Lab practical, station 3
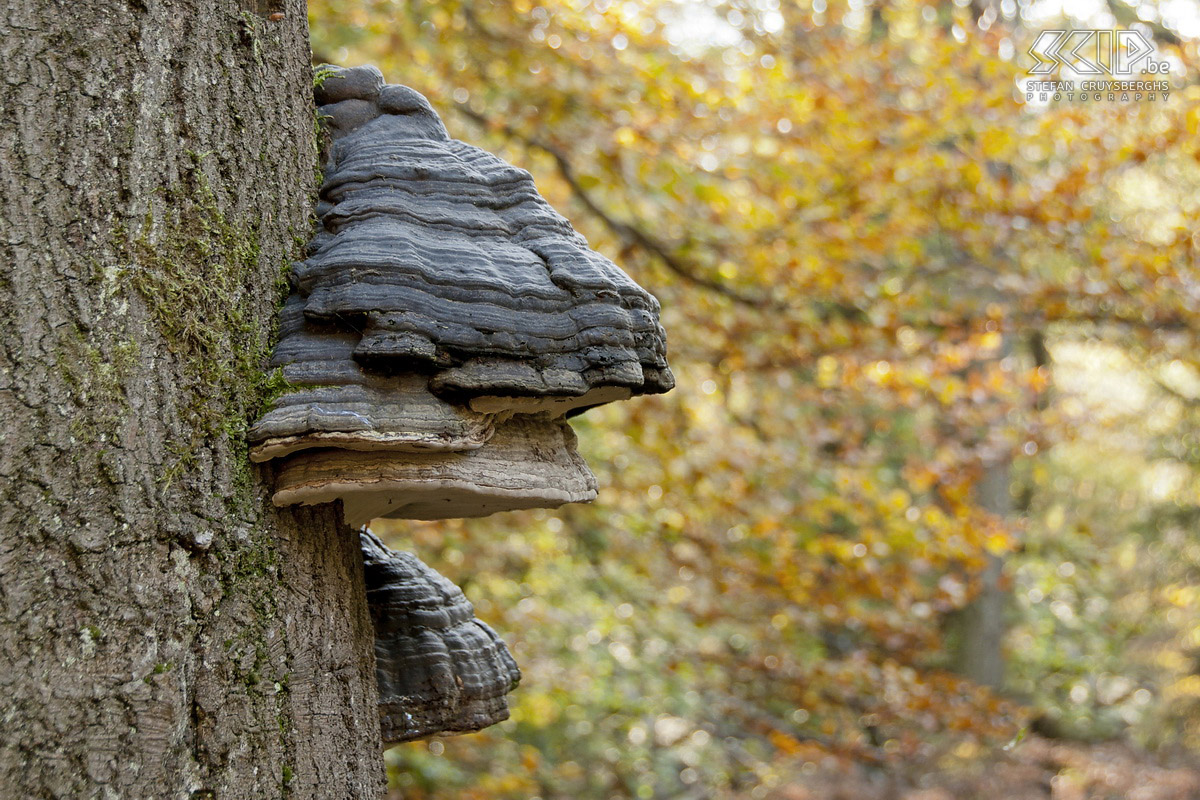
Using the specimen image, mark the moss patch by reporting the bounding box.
[56,325,139,444]
[116,152,293,494]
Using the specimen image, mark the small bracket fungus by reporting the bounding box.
[361,532,520,744]
[249,64,674,527]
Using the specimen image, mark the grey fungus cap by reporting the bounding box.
[250,64,672,523]
[361,532,521,744]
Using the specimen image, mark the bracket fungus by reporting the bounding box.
[361,532,520,744]
[250,64,674,526]
[250,65,673,745]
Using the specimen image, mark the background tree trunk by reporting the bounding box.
[952,464,1011,690]
[0,1,384,796]
[946,330,1016,692]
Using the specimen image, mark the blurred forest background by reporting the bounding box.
[308,1,1200,797]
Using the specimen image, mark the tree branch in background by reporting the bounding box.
[1104,0,1183,47]
[455,107,1198,341]
[454,105,781,309]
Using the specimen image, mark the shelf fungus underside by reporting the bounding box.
[248,64,673,526]
[361,532,520,744]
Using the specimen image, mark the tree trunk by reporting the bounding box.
[947,330,1016,691]
[953,463,1011,690]
[0,1,384,797]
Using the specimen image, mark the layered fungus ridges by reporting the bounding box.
[250,64,673,526]
[361,532,521,744]
[248,64,674,747]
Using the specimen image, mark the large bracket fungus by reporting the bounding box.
[250,64,673,527]
[250,65,673,745]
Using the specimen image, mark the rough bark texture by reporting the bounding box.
[0,1,384,797]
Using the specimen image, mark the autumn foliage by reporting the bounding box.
[309,1,1200,796]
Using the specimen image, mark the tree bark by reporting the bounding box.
[952,464,1011,690]
[0,1,384,797]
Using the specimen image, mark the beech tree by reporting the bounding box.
[0,1,385,796]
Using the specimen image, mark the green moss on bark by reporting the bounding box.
[56,326,139,444]
[115,153,296,495]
